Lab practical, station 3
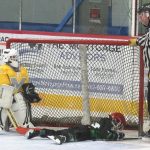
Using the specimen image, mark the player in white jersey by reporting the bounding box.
[0,48,41,131]
[130,3,150,140]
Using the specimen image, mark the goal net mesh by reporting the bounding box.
[6,36,144,129]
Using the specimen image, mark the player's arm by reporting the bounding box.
[129,34,147,46]
[136,34,148,46]
[0,67,11,85]
[22,66,30,83]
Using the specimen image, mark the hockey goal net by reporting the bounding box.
[6,36,144,132]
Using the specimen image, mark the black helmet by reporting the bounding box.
[138,3,150,14]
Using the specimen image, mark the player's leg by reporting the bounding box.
[105,130,125,141]
[26,128,72,144]
[0,85,14,130]
[0,120,5,134]
[26,129,64,143]
[70,125,91,141]
[142,81,150,140]
[0,108,8,130]
[48,125,91,144]
[146,81,150,117]
[25,129,40,139]
[26,128,56,139]
[47,129,68,144]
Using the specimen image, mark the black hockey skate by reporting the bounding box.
[48,135,66,144]
[25,129,40,139]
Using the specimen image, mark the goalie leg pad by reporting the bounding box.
[0,85,15,108]
[0,108,7,128]
[11,93,34,127]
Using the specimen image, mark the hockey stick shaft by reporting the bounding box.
[123,137,141,140]
[6,108,40,135]
[6,108,18,128]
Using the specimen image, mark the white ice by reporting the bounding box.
[0,130,150,150]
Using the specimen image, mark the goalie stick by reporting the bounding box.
[6,108,40,135]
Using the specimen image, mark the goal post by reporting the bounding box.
[79,44,90,125]
[6,36,144,135]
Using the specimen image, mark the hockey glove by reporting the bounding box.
[22,83,41,103]
[106,130,125,141]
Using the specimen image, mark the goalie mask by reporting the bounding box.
[2,48,19,69]
[110,112,126,130]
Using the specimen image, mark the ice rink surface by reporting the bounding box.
[0,130,150,150]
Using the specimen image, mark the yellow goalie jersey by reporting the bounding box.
[0,64,29,93]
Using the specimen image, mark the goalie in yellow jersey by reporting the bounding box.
[0,48,41,131]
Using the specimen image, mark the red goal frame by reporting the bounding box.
[6,36,144,136]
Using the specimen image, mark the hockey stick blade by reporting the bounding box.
[6,108,40,135]
[16,126,40,135]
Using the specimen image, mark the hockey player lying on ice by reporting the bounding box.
[26,113,126,144]
[0,48,41,131]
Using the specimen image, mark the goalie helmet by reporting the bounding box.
[110,112,126,130]
[2,48,19,68]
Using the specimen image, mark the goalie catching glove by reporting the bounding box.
[22,83,41,103]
